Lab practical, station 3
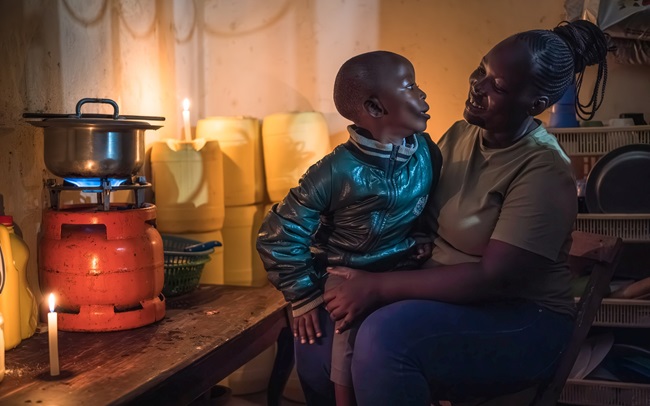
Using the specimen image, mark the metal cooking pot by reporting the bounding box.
[24,98,164,178]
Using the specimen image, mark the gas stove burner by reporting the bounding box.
[46,176,151,211]
[64,177,129,188]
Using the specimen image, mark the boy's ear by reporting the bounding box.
[529,96,549,116]
[364,97,385,118]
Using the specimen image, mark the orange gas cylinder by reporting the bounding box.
[38,204,165,331]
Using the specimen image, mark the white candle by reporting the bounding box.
[48,293,59,376]
[0,313,5,382]
[182,98,192,141]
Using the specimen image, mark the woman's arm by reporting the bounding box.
[381,239,552,302]
[324,238,555,331]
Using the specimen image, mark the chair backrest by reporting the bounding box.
[534,230,623,406]
[443,231,624,406]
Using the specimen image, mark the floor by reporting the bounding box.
[221,388,576,405]
[189,385,305,406]
[225,391,305,406]
[217,346,306,406]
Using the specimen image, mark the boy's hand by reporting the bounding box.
[293,307,322,344]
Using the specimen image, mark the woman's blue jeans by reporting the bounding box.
[294,299,573,406]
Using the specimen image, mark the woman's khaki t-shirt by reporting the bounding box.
[430,120,578,317]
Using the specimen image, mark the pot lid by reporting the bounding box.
[27,118,162,130]
[23,98,165,130]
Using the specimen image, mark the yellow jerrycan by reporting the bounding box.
[0,216,38,345]
[261,111,330,202]
[151,139,225,233]
[196,116,266,206]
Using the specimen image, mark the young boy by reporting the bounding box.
[256,50,442,405]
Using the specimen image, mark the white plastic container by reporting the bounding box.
[151,139,225,233]
[222,204,267,287]
[220,343,276,395]
[261,112,330,202]
[195,116,266,206]
[283,365,307,403]
[170,229,225,285]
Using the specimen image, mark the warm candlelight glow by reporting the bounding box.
[182,98,192,141]
[47,293,59,376]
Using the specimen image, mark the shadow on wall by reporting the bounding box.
[1,0,66,307]
[376,0,566,140]
[2,0,186,307]
[196,0,319,118]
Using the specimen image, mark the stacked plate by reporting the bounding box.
[589,343,650,383]
[585,144,650,213]
[570,332,650,384]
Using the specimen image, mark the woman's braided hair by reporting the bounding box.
[514,20,609,120]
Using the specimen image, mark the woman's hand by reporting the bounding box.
[293,307,322,344]
[323,266,382,333]
[413,242,433,261]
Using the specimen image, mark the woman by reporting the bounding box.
[301,20,609,405]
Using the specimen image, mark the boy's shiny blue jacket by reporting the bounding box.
[256,128,441,315]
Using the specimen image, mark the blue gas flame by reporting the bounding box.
[63,178,128,188]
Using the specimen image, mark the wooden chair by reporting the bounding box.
[453,230,623,406]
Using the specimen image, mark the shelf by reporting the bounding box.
[575,214,650,243]
[548,125,650,156]
[560,378,650,406]
[572,298,650,328]
[557,126,650,404]
[551,125,650,178]
[591,298,650,328]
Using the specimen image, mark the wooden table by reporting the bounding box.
[0,284,294,406]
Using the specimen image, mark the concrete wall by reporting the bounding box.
[1,0,649,304]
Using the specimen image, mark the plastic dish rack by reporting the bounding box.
[563,299,650,403]
[575,214,650,243]
[555,126,650,405]
[548,125,650,156]
[162,235,214,297]
[588,298,650,328]
[548,125,650,179]
[560,379,650,406]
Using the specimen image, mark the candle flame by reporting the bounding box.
[182,98,190,111]
[49,293,56,312]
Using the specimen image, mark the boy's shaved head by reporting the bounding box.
[333,51,409,123]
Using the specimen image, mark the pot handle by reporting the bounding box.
[75,98,120,119]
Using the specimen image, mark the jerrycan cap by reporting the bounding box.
[0,215,13,226]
